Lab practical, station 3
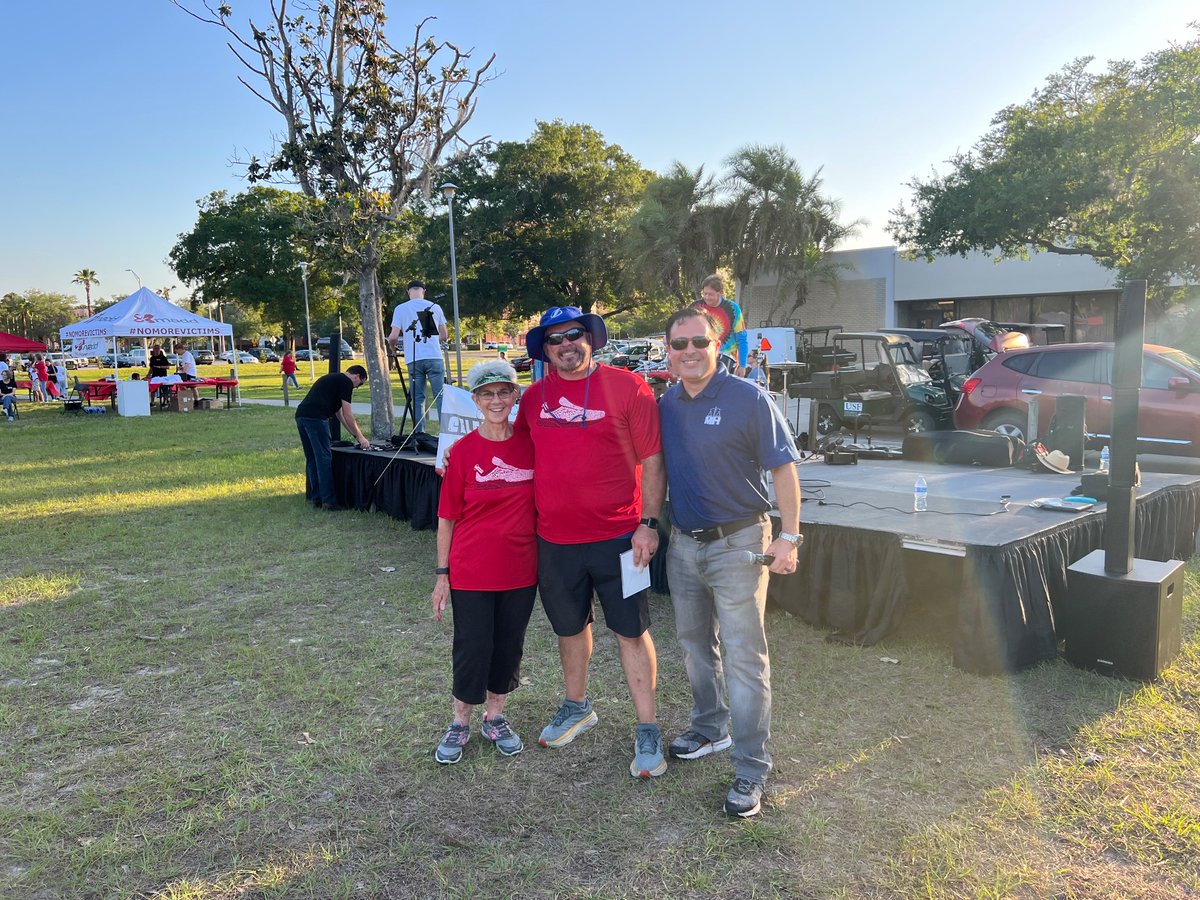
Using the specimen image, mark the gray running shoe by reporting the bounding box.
[538,698,598,748]
[724,778,764,817]
[480,714,524,757]
[629,723,667,778]
[435,722,470,765]
[669,729,733,760]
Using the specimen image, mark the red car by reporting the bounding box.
[954,342,1200,457]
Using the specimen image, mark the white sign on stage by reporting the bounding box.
[434,384,520,468]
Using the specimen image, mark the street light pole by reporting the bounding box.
[441,183,463,385]
[125,268,142,289]
[298,261,315,381]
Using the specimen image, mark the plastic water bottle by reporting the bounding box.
[1099,445,1110,474]
[914,475,928,513]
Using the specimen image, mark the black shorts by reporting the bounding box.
[537,535,650,639]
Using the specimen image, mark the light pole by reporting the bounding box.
[298,261,315,381]
[441,182,463,385]
[125,268,142,289]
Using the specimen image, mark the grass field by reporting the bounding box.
[1,399,1198,898]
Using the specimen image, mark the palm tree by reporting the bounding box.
[72,269,100,317]
[623,162,724,304]
[722,145,860,324]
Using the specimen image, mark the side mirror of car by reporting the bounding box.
[1167,376,1198,392]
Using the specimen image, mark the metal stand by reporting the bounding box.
[391,349,415,437]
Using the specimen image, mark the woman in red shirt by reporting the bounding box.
[431,359,536,764]
[280,351,299,390]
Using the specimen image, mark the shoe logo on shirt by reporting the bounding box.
[704,407,722,425]
[539,397,606,423]
[474,456,534,483]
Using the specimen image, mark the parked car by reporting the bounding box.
[954,342,1200,456]
[510,354,533,372]
[192,349,215,365]
[246,347,280,362]
[316,337,356,359]
[45,351,89,369]
[295,349,322,361]
[218,350,259,364]
[98,353,137,368]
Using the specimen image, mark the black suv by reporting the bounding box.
[247,347,280,363]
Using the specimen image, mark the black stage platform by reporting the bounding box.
[770,458,1200,674]
[332,445,1200,676]
[331,446,440,530]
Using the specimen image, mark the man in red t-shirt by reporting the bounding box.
[517,305,668,778]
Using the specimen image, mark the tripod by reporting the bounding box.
[391,348,415,438]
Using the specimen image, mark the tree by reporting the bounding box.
[622,162,724,305]
[169,187,344,341]
[0,290,76,343]
[72,269,99,317]
[450,121,653,319]
[723,145,859,324]
[175,0,494,438]
[888,34,1200,308]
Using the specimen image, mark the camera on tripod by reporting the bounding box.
[406,305,440,343]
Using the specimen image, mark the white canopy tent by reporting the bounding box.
[59,287,240,397]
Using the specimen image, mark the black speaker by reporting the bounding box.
[1063,550,1184,680]
[1049,394,1087,470]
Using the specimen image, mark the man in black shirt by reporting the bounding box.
[295,365,371,510]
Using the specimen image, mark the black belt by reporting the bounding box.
[680,514,765,544]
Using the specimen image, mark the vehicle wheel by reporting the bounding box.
[984,410,1027,442]
[816,404,839,435]
[904,409,937,434]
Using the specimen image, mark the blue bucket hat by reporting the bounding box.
[525,306,608,362]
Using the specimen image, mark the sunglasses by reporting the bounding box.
[544,327,587,346]
[668,336,713,350]
[475,387,516,401]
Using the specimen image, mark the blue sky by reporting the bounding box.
[1,0,1194,306]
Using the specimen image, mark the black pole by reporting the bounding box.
[328,331,342,442]
[1104,280,1146,575]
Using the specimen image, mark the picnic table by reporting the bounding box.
[76,378,239,411]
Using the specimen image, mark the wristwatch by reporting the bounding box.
[434,566,450,575]
[778,532,804,548]
[639,517,659,530]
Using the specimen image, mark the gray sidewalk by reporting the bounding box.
[240,396,399,416]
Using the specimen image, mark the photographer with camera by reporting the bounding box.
[387,280,448,431]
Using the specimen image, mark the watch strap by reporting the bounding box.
[639,517,659,529]
[434,566,450,575]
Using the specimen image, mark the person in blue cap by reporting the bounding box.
[515,305,669,779]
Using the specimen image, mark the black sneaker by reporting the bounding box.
[724,778,764,818]
[669,729,733,760]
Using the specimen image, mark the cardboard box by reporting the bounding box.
[170,393,194,413]
[195,398,213,411]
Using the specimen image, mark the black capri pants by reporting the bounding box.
[450,584,538,705]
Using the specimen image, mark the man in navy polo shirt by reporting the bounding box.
[659,305,802,818]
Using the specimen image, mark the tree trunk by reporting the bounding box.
[357,261,395,439]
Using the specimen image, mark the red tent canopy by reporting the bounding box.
[0,331,46,352]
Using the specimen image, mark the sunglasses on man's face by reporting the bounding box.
[544,327,587,347]
[669,336,713,351]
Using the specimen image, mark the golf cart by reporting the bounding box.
[795,332,954,435]
[879,327,975,401]
[764,325,857,395]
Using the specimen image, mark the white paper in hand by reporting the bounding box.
[619,549,651,599]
